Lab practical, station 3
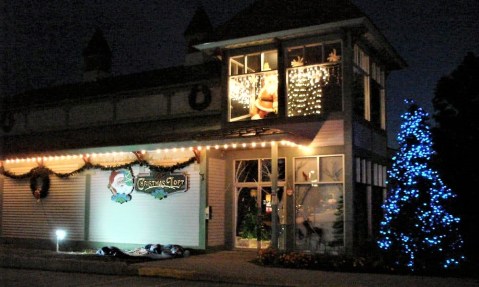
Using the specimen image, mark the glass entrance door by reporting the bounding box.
[235,187,271,249]
[234,158,285,249]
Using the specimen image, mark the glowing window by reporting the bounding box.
[286,42,342,117]
[228,50,278,122]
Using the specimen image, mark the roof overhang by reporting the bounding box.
[75,127,311,154]
[196,18,366,50]
[196,17,406,70]
[1,127,313,162]
[361,19,407,70]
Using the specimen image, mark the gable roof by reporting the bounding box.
[197,0,406,70]
[214,0,364,41]
[8,61,221,108]
[82,28,111,56]
[184,5,213,36]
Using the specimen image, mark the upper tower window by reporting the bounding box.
[286,42,342,117]
[228,51,278,122]
[227,42,342,122]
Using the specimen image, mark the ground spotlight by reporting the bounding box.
[56,229,67,252]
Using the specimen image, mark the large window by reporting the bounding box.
[353,45,386,129]
[355,157,387,240]
[227,42,343,122]
[229,51,278,122]
[293,155,344,253]
[286,42,342,117]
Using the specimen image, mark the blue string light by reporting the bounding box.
[377,99,464,271]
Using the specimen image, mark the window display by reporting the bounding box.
[286,42,342,117]
[228,51,278,122]
[294,155,344,253]
[228,43,342,121]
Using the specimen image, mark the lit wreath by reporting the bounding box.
[30,167,50,201]
[188,84,211,111]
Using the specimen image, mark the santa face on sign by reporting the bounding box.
[108,169,134,203]
[109,171,127,194]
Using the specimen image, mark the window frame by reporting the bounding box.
[293,155,345,250]
[354,157,387,238]
[233,157,287,246]
[228,50,279,122]
[285,41,343,117]
[353,45,386,129]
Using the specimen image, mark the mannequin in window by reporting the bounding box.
[250,74,278,120]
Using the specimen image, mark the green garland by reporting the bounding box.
[0,156,197,179]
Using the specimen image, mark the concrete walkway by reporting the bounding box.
[1,245,478,287]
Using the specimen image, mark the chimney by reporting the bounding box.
[82,28,112,81]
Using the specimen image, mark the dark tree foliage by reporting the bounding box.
[331,195,344,247]
[432,52,479,263]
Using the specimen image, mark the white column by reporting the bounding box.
[271,141,279,248]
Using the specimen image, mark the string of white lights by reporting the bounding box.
[2,140,308,164]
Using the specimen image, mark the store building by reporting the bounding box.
[0,0,405,254]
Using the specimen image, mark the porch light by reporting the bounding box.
[250,189,257,198]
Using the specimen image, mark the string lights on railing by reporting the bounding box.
[287,65,330,117]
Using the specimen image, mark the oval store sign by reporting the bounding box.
[135,172,188,199]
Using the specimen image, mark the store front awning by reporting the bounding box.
[2,126,315,163]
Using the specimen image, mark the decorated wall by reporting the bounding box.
[1,162,86,242]
[0,150,203,248]
[89,164,201,247]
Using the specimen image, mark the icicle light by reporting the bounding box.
[287,65,330,117]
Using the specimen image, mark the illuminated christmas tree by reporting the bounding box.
[377,99,464,271]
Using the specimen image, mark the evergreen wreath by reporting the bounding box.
[30,167,50,200]
[188,84,211,111]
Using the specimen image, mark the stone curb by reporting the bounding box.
[0,254,138,276]
[138,267,200,279]
[0,254,289,286]
[136,266,295,286]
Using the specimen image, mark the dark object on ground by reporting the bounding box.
[144,243,190,258]
[96,244,190,259]
[96,246,131,258]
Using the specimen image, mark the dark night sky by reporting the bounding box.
[1,0,478,147]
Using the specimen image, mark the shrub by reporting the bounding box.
[256,248,382,273]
